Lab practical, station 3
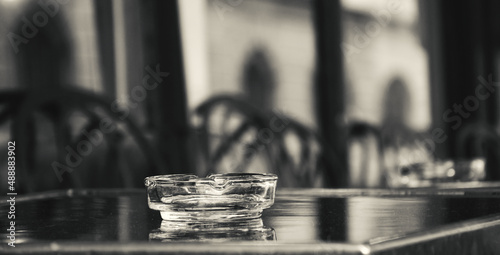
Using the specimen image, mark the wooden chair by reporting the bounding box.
[191,95,343,187]
[0,87,166,192]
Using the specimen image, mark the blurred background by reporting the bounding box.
[1,0,500,192]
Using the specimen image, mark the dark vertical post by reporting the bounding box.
[421,0,446,158]
[480,0,500,181]
[140,0,192,174]
[426,0,500,180]
[483,0,500,126]
[93,0,116,95]
[440,0,486,133]
[313,0,347,187]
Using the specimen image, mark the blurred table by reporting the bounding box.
[1,184,500,254]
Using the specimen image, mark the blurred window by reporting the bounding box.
[341,0,430,131]
[180,0,317,127]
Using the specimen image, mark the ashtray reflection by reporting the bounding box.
[149,218,276,242]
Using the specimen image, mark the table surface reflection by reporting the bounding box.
[2,186,500,254]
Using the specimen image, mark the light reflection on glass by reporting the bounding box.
[347,197,434,243]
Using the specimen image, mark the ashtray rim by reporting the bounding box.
[144,173,278,187]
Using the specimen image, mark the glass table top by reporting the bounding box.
[1,187,500,254]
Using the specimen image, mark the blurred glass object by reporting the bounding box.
[389,158,486,187]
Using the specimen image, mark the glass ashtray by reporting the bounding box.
[144,173,278,221]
